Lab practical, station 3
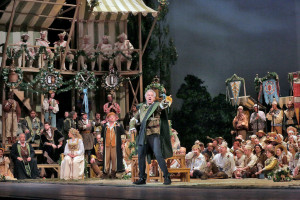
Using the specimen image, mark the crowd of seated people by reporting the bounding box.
[13,31,134,71]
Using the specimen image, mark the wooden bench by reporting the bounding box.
[167,168,190,182]
[37,164,60,178]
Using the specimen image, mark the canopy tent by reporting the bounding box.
[0,0,66,31]
[78,0,158,45]
[85,0,158,19]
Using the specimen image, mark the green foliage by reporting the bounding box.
[127,0,178,93]
[172,75,235,151]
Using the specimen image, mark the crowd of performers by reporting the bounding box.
[13,31,134,71]
[1,89,173,185]
[1,87,300,184]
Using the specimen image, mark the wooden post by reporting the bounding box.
[138,13,143,102]
[41,94,44,123]
[60,0,80,69]
[125,82,129,113]
[2,88,6,147]
[141,16,158,56]
[1,0,17,68]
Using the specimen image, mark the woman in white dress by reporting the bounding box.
[60,128,85,180]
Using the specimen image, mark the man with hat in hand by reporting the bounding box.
[101,112,125,178]
[78,112,94,160]
[232,106,248,140]
[266,100,283,134]
[129,89,173,185]
[250,104,266,135]
[43,90,59,128]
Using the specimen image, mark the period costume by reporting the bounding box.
[185,152,207,178]
[261,156,278,177]
[129,101,173,183]
[43,95,59,128]
[284,108,297,130]
[54,32,74,70]
[35,31,54,68]
[63,117,77,140]
[250,110,266,134]
[60,138,85,180]
[93,119,103,135]
[123,108,138,130]
[266,108,283,134]
[235,154,245,168]
[22,116,43,145]
[103,101,121,115]
[78,117,94,156]
[114,33,134,71]
[101,119,125,177]
[15,34,34,67]
[78,35,95,70]
[10,141,39,179]
[241,153,258,178]
[41,127,64,164]
[0,151,15,180]
[90,140,104,178]
[97,35,114,70]
[233,111,248,140]
[212,152,236,178]
[3,93,21,143]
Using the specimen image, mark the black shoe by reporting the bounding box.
[163,176,171,185]
[133,178,146,185]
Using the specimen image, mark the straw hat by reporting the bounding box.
[256,130,266,136]
[275,143,287,155]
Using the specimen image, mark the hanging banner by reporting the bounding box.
[225,74,245,106]
[230,81,241,105]
[263,79,279,104]
[293,78,300,127]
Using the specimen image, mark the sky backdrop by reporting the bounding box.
[168,0,300,107]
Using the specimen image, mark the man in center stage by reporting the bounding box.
[129,89,173,185]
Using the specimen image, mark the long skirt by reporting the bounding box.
[60,155,84,180]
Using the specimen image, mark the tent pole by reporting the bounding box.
[141,16,158,56]
[138,13,143,102]
[1,0,17,69]
[60,0,80,69]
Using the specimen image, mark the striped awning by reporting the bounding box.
[0,0,65,31]
[86,0,158,19]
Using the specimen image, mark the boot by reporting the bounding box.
[12,137,17,144]
[163,174,171,185]
[133,177,146,185]
[111,170,117,179]
[91,163,102,178]
[7,137,12,144]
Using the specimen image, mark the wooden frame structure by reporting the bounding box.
[0,0,158,147]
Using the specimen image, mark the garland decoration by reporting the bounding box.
[101,70,124,91]
[6,45,138,66]
[144,76,166,97]
[74,68,98,91]
[271,168,292,182]
[2,65,23,89]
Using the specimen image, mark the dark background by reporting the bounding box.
[168,0,300,108]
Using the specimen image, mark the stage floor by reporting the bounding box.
[1,179,300,199]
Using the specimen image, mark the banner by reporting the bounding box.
[230,81,241,105]
[263,79,279,104]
